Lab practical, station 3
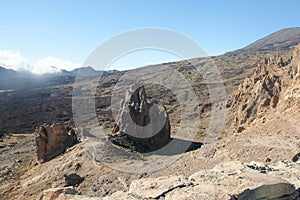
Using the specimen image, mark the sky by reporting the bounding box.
[0,0,300,73]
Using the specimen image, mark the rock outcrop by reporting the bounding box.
[228,54,292,132]
[227,44,300,134]
[110,86,171,152]
[95,161,300,199]
[291,43,300,69]
[233,183,300,200]
[282,44,300,109]
[35,124,78,163]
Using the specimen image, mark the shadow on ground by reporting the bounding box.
[93,137,203,163]
[147,138,203,156]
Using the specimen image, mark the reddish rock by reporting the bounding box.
[236,126,245,133]
[35,124,78,163]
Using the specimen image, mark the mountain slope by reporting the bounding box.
[0,66,17,90]
[1,28,300,133]
[243,27,300,52]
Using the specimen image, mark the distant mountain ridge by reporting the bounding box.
[0,66,118,90]
[60,66,118,75]
[1,27,300,91]
[0,65,118,75]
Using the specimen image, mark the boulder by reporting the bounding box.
[110,86,171,152]
[235,183,299,200]
[35,124,78,163]
[236,126,245,133]
[64,173,84,187]
[292,152,300,163]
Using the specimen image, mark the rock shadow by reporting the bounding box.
[292,152,300,163]
[108,135,203,156]
[146,138,203,156]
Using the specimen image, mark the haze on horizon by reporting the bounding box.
[0,0,300,74]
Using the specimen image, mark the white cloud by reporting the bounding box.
[33,57,81,74]
[0,50,81,74]
[0,50,31,71]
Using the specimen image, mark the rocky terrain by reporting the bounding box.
[0,28,300,199]
[1,28,299,134]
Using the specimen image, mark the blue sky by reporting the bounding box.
[0,0,300,72]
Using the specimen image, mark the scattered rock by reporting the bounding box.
[35,124,78,163]
[110,86,171,152]
[265,157,272,163]
[245,161,278,173]
[236,126,245,133]
[64,173,84,187]
[74,163,82,170]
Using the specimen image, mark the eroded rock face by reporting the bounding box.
[228,44,300,132]
[291,44,300,69]
[110,86,171,152]
[283,44,300,109]
[229,55,288,131]
[35,124,78,163]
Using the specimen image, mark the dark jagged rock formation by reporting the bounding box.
[110,86,171,152]
[35,124,78,163]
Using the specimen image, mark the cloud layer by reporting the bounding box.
[0,50,81,74]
